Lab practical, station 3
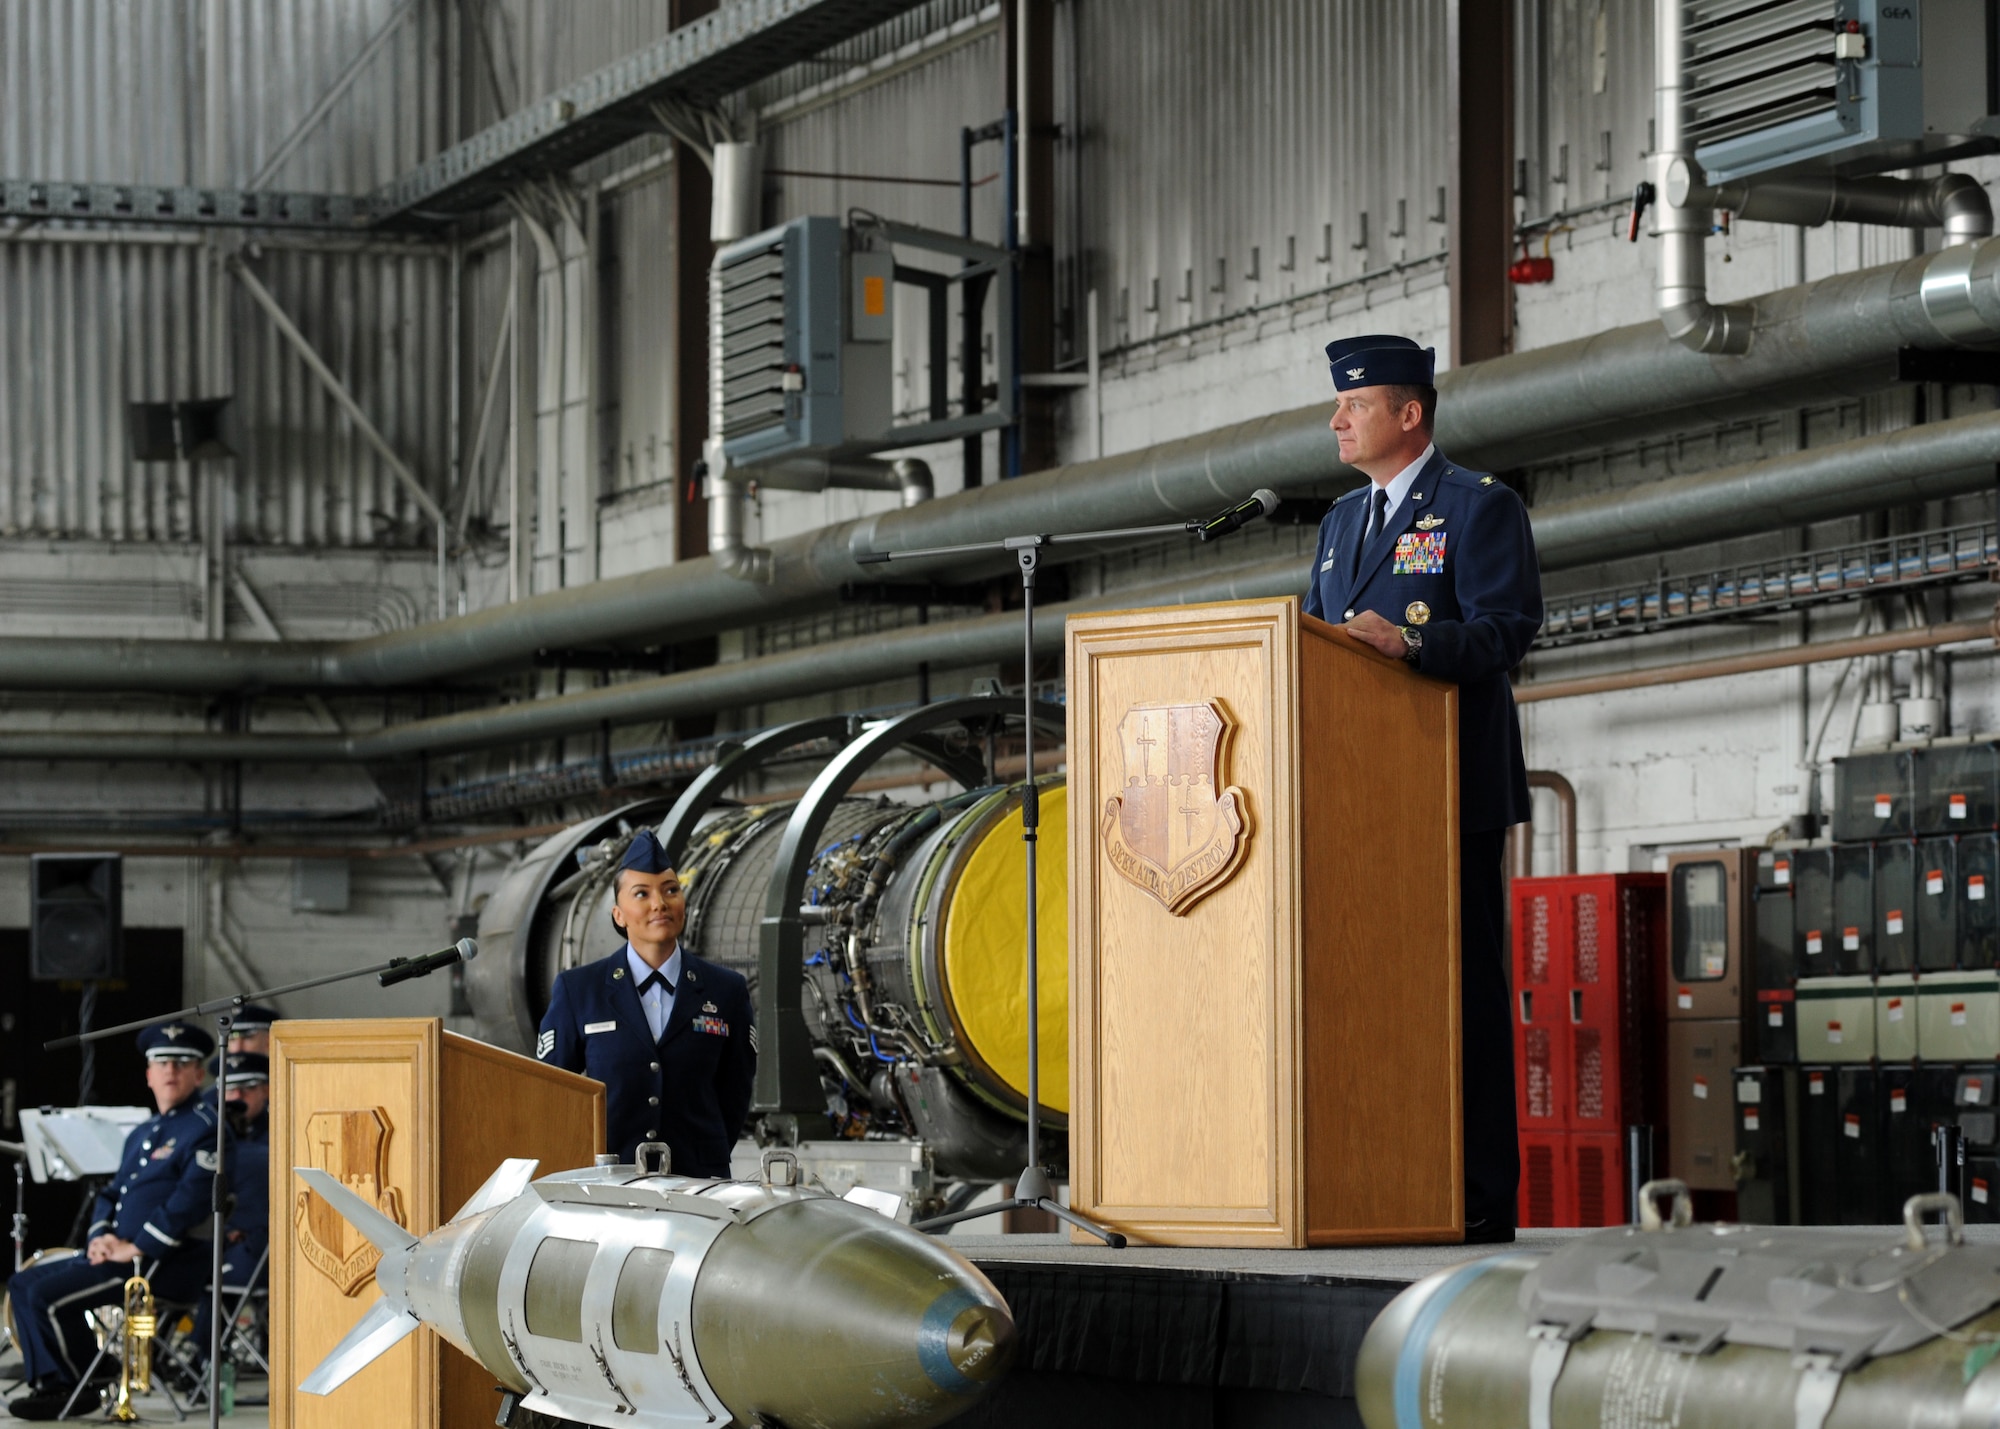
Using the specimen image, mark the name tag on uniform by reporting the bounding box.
[1392,531,1446,575]
[694,1016,730,1037]
[1319,548,1336,572]
[585,1020,617,1035]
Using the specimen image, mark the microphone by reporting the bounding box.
[1189,488,1279,542]
[379,937,478,988]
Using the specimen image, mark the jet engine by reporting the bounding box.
[467,696,1068,1189]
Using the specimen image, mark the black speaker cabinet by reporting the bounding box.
[30,853,123,981]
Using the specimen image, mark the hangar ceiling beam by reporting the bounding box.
[1447,0,1514,364]
[371,0,935,224]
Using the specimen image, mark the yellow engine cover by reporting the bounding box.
[941,782,1069,1115]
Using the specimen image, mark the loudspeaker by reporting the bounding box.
[30,854,123,981]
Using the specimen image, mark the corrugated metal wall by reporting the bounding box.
[1080,0,1452,354]
[2,0,442,190]
[0,0,454,547]
[1520,0,1655,220]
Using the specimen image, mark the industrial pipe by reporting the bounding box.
[0,555,1309,762]
[1515,613,1997,705]
[1652,0,1752,354]
[1507,770,1578,880]
[9,233,2000,695]
[1530,403,2000,571]
[1669,166,1995,248]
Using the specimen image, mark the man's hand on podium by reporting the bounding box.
[1341,610,1410,660]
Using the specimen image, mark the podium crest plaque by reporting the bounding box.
[1100,699,1250,915]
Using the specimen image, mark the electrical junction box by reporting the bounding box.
[1686,0,2000,183]
[715,215,894,471]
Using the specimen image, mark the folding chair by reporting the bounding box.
[179,1245,270,1412]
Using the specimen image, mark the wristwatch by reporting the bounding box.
[1397,625,1424,665]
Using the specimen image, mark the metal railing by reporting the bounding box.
[1539,521,2000,648]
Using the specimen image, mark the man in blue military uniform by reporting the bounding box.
[537,829,756,1176]
[7,1023,222,1420]
[225,1006,280,1058]
[1302,333,1543,1244]
[190,1051,269,1363]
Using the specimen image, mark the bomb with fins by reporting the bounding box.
[1356,1181,2000,1429]
[297,1144,1014,1429]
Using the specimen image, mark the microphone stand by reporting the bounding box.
[859,508,1272,1246]
[46,947,470,1429]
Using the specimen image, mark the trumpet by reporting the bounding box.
[107,1272,155,1423]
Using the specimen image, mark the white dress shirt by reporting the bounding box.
[1366,442,1436,535]
[626,943,684,1043]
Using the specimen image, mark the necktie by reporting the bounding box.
[1354,487,1389,580]
[638,970,673,998]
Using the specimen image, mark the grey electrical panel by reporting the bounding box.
[716,215,894,468]
[1686,0,1999,183]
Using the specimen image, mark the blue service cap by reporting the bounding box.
[1325,333,1435,391]
[620,828,675,875]
[207,1050,270,1086]
[138,1021,214,1063]
[229,1004,280,1033]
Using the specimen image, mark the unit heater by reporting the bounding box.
[1684,0,2000,183]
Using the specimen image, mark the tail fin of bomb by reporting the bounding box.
[299,1297,422,1395]
[449,1157,540,1223]
[295,1166,419,1255]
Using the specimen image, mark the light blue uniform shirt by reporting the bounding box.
[625,943,684,1043]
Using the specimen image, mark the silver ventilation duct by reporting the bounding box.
[1653,0,1752,355]
[5,399,2000,763]
[4,235,2000,696]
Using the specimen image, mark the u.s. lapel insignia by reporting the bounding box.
[1405,601,1431,625]
[1416,514,1443,530]
[1479,475,1495,486]
[613,967,626,980]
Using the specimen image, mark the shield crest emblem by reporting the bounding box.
[1100,700,1251,915]
[294,1108,408,1296]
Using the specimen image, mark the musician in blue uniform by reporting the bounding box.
[190,1051,269,1361]
[537,830,756,1176]
[1302,334,1544,1244]
[225,1006,280,1058]
[6,1023,222,1420]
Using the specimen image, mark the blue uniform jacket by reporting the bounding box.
[1302,449,1543,833]
[87,1094,223,1262]
[227,1113,269,1264]
[537,948,756,1177]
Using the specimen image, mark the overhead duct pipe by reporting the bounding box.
[1529,403,2000,570]
[1651,0,1752,354]
[1668,167,1994,249]
[10,231,2000,695]
[0,555,1310,763]
[10,393,2000,763]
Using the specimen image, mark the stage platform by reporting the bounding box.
[951,1230,1583,1429]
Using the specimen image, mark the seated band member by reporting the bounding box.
[191,1051,269,1361]
[537,829,756,1175]
[7,1023,222,1421]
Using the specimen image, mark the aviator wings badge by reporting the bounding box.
[1100,700,1252,916]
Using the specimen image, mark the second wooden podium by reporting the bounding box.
[1067,596,1462,1246]
[269,1018,604,1429]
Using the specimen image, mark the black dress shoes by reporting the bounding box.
[1463,1217,1517,1245]
[9,1384,87,1421]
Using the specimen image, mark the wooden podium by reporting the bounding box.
[269,1019,605,1429]
[1066,597,1461,1246]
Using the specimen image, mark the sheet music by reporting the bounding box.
[19,1106,151,1183]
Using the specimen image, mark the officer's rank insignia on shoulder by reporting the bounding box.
[1479,475,1495,486]
[1416,514,1444,530]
